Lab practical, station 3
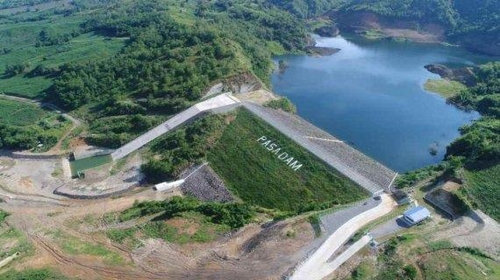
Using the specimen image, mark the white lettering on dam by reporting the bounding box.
[257,136,303,171]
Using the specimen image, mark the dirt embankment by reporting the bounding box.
[328,11,446,43]
[424,64,477,87]
[325,11,500,56]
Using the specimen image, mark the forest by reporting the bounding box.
[270,0,500,55]
[0,0,308,150]
[447,62,500,164]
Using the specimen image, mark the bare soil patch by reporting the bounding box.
[237,89,278,105]
[432,210,500,260]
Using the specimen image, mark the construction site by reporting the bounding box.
[1,90,499,280]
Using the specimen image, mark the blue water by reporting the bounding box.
[271,36,495,172]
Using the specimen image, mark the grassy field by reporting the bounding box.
[0,98,47,125]
[49,229,125,266]
[418,249,500,280]
[424,79,467,98]
[208,109,367,212]
[462,163,500,221]
[107,211,232,247]
[0,268,69,280]
[350,234,500,280]
[0,223,33,260]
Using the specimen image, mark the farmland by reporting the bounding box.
[208,109,367,212]
[0,3,126,98]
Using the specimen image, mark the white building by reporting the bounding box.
[403,206,431,226]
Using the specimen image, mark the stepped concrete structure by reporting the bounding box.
[111,93,241,160]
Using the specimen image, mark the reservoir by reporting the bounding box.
[271,36,494,172]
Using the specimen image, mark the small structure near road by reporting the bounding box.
[153,179,185,192]
[403,206,431,226]
[392,189,411,205]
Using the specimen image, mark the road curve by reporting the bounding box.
[290,194,396,280]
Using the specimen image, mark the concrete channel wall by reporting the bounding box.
[111,93,241,160]
[243,102,396,194]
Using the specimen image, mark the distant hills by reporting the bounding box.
[269,0,500,55]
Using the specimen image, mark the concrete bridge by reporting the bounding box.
[111,93,241,160]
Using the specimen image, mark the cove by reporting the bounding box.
[272,36,495,172]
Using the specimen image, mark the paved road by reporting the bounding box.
[290,194,396,280]
[321,198,381,234]
[111,93,241,160]
[321,235,371,275]
[370,216,409,239]
[244,102,390,194]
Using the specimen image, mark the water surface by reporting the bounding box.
[272,36,495,172]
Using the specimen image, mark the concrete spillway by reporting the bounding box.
[111,93,241,160]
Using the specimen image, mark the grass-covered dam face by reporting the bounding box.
[208,109,367,212]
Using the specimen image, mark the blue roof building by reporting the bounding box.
[403,206,431,226]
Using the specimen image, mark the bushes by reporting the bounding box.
[264,97,297,113]
[0,209,9,223]
[403,264,417,280]
[0,268,67,280]
[446,63,500,163]
[119,196,255,229]
[142,114,227,183]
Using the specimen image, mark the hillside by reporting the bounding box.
[0,0,308,151]
[0,1,499,279]
[270,0,500,55]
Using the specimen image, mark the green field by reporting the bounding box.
[0,222,33,260]
[208,109,367,212]
[462,163,500,221]
[418,250,500,280]
[424,79,467,98]
[0,98,47,125]
[48,229,125,266]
